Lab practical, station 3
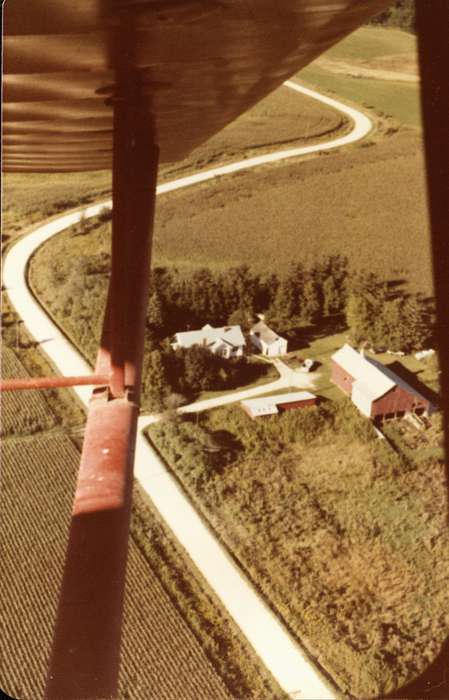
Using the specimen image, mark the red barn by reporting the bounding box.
[331,345,433,421]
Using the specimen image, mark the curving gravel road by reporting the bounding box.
[3,80,373,700]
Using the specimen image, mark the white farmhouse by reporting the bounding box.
[171,324,245,359]
[249,320,288,357]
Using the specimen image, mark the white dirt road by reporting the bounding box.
[3,80,373,699]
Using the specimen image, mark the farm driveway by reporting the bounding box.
[179,358,317,414]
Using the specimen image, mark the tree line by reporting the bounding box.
[146,258,433,350]
[369,0,416,32]
[146,255,350,344]
[37,243,434,410]
[142,259,433,408]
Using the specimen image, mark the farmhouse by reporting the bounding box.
[241,391,318,419]
[249,320,288,356]
[331,344,433,421]
[171,324,245,359]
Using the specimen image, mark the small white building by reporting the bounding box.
[241,391,318,419]
[249,320,288,357]
[171,324,245,359]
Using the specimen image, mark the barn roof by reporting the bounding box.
[332,344,431,405]
[332,344,395,400]
[365,357,430,405]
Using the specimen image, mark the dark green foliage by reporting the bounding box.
[372,438,409,475]
[164,347,269,400]
[140,343,271,410]
[145,290,166,346]
[266,257,348,332]
[227,308,255,330]
[315,255,349,317]
[149,402,449,699]
[180,345,222,393]
[301,278,321,325]
[331,400,378,443]
[150,420,211,484]
[345,271,434,352]
[205,399,376,460]
[142,350,169,411]
[370,0,416,32]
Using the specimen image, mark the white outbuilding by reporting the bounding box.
[241,391,318,419]
[249,320,288,357]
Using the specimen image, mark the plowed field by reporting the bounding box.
[1,347,56,437]
[2,429,284,699]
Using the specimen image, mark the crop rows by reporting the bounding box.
[2,432,281,699]
[2,433,232,700]
[149,130,432,293]
[1,347,56,437]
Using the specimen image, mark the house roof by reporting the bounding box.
[250,321,285,345]
[332,344,431,404]
[208,325,245,348]
[174,324,245,349]
[242,391,316,416]
[173,329,212,347]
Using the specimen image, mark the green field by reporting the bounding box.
[31,28,428,294]
[148,406,449,699]
[160,83,348,180]
[298,26,421,128]
[150,130,431,293]
[2,170,111,242]
[326,26,416,61]
[300,65,421,127]
[31,130,432,306]
[12,26,432,295]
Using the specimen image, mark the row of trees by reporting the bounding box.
[147,259,433,353]
[146,255,350,346]
[345,272,433,352]
[37,240,434,409]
